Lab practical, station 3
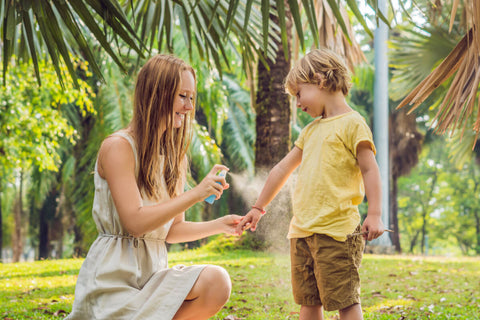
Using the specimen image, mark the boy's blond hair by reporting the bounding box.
[285,48,352,96]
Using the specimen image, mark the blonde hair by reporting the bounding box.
[285,48,352,96]
[130,54,195,200]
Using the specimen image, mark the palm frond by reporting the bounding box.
[447,127,478,169]
[314,0,366,71]
[397,1,480,142]
[189,122,223,182]
[397,28,478,134]
[126,0,282,74]
[1,0,143,87]
[221,75,255,175]
[389,24,459,102]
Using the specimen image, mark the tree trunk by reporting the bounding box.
[409,230,419,253]
[53,185,66,259]
[421,172,437,254]
[255,60,291,167]
[474,209,480,254]
[0,182,3,262]
[252,2,292,250]
[38,187,58,260]
[12,171,24,262]
[389,111,423,253]
[38,202,49,260]
[420,209,427,254]
[73,224,84,258]
[390,172,401,253]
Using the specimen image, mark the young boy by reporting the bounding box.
[236,48,386,320]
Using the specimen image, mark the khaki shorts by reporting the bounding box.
[290,227,364,311]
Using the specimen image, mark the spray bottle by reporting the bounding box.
[204,170,227,204]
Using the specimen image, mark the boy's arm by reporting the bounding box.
[235,146,303,234]
[357,141,385,241]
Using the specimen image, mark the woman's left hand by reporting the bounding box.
[219,215,244,235]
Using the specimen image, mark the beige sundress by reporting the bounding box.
[67,132,205,320]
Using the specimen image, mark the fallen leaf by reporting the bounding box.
[55,310,67,315]
[223,315,244,320]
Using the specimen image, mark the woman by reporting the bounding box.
[67,54,241,320]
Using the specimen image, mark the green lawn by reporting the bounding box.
[1,246,479,319]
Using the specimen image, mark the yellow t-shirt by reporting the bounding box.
[288,111,376,242]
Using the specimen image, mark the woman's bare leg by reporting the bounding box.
[173,266,231,320]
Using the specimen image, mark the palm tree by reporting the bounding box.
[389,110,423,252]
[388,2,468,252]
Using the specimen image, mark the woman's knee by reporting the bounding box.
[202,265,231,304]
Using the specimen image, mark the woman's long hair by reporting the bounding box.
[130,54,195,200]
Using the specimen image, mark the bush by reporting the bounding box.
[202,233,268,253]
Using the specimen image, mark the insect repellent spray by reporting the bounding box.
[204,170,227,204]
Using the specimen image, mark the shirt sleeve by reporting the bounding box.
[345,116,376,158]
[294,125,308,150]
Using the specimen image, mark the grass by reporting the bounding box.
[1,245,479,319]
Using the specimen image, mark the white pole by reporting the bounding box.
[372,0,392,247]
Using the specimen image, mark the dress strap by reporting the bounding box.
[111,131,139,176]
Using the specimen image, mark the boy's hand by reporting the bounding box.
[361,214,385,241]
[235,209,264,235]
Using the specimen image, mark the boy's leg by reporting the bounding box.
[290,237,324,318]
[300,305,324,320]
[339,303,363,320]
[310,228,364,312]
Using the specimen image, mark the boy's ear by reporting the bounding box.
[314,73,325,88]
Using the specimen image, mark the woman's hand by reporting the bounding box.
[218,215,244,235]
[193,164,230,201]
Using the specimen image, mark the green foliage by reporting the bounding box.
[220,74,255,174]
[1,183,15,248]
[65,54,137,253]
[1,250,479,319]
[202,233,267,253]
[0,59,94,173]
[0,59,94,258]
[397,136,480,255]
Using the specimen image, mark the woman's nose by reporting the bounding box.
[185,99,194,110]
